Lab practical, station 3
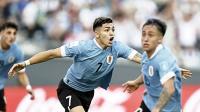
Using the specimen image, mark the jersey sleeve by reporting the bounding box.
[115,41,138,59]
[158,58,177,84]
[60,41,81,57]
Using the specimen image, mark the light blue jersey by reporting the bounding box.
[60,39,137,92]
[141,44,182,112]
[0,44,24,89]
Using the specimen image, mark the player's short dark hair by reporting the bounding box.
[93,17,113,31]
[0,22,18,32]
[142,18,167,36]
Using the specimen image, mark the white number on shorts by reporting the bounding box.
[135,108,143,112]
[66,95,72,111]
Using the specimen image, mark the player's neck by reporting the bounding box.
[0,39,9,51]
[146,49,156,59]
[146,44,163,59]
[94,38,107,49]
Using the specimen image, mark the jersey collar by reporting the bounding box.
[148,44,163,59]
[93,38,103,49]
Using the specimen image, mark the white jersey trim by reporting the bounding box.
[93,38,103,49]
[60,45,66,57]
[149,44,163,59]
[128,49,138,60]
[160,71,175,84]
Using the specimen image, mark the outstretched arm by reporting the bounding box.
[18,71,35,100]
[129,52,142,64]
[122,74,144,93]
[9,48,62,77]
[152,77,175,112]
[26,48,62,65]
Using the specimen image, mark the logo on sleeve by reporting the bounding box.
[107,55,113,64]
[159,61,168,72]
[148,66,154,76]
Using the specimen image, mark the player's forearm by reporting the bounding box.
[26,48,61,66]
[154,79,175,111]
[135,74,144,85]
[154,87,174,110]
[133,53,142,64]
[18,72,31,88]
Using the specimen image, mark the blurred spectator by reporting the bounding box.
[46,1,69,41]
[158,0,182,64]
[22,0,46,39]
[175,1,200,68]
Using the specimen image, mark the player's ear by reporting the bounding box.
[158,35,163,44]
[94,31,99,38]
[158,39,162,44]
[94,28,100,38]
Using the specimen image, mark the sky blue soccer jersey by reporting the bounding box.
[60,39,138,92]
[141,44,182,112]
[0,44,24,89]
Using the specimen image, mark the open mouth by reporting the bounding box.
[109,37,114,41]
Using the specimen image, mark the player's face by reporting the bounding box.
[0,28,17,49]
[141,25,163,54]
[96,23,115,49]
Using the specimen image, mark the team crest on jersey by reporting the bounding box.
[148,66,154,76]
[8,56,15,63]
[106,55,113,64]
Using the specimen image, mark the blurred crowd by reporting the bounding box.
[0,0,200,69]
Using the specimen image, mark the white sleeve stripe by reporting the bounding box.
[160,71,175,84]
[60,46,66,57]
[128,49,138,60]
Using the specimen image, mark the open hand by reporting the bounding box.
[8,62,25,78]
[181,68,192,79]
[122,80,140,93]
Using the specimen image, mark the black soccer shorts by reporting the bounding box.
[57,79,94,112]
[0,89,6,111]
[135,100,151,112]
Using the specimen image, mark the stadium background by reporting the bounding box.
[1,0,200,112]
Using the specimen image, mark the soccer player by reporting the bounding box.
[8,17,190,112]
[0,22,34,112]
[8,17,141,112]
[123,18,185,112]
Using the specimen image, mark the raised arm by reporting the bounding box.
[128,52,142,64]
[8,48,62,77]
[122,74,144,93]
[27,48,62,65]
